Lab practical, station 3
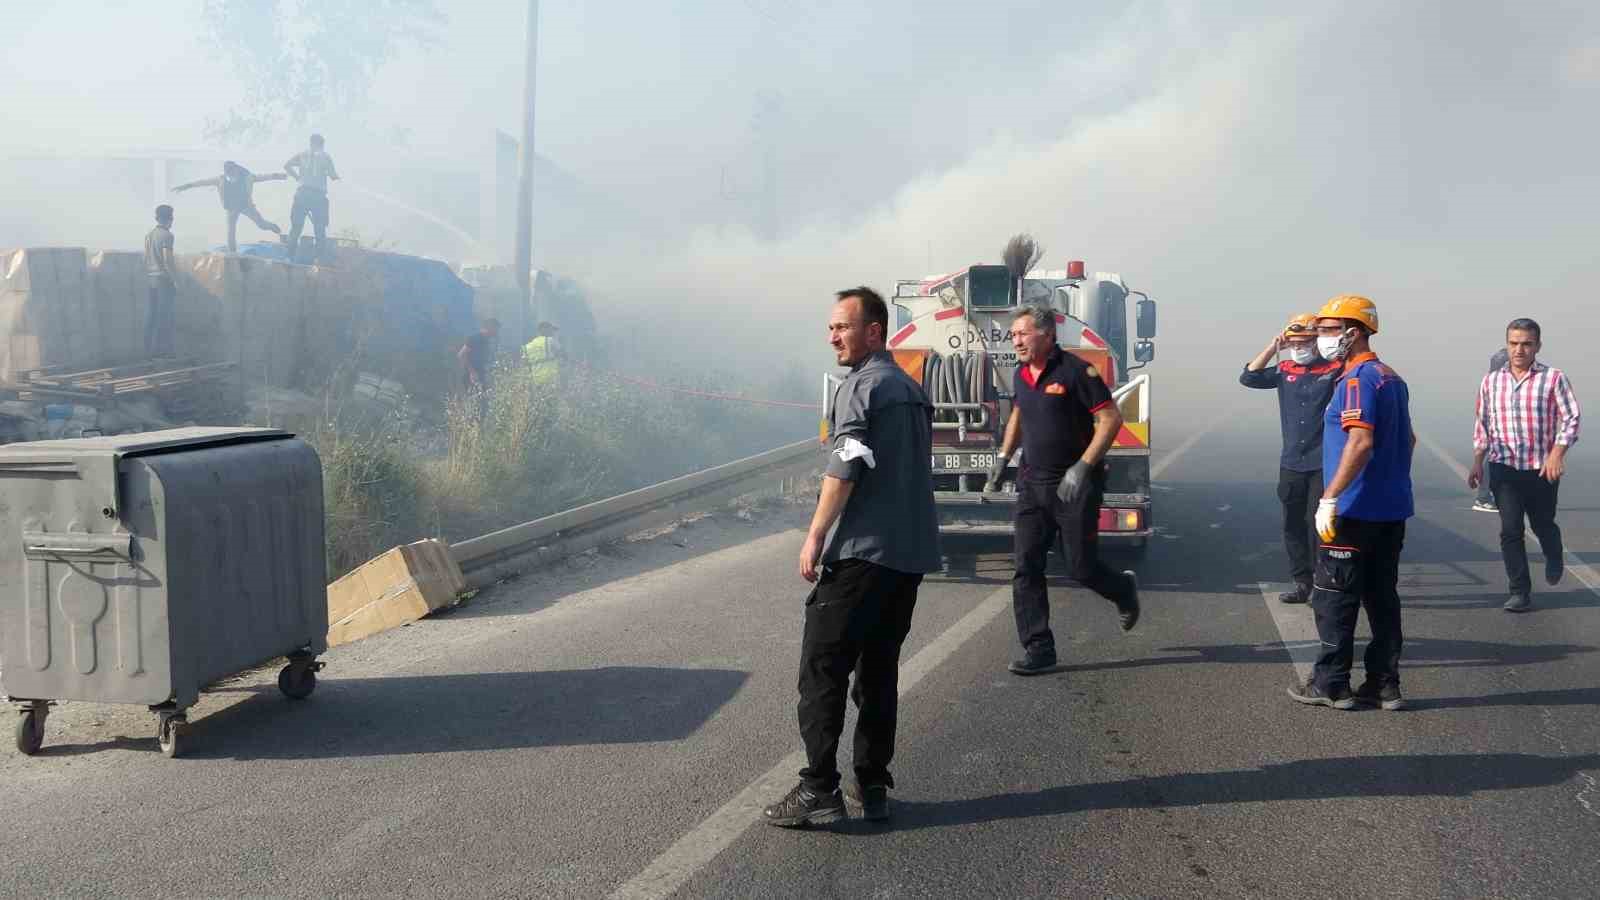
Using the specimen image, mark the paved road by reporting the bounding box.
[3,421,1597,899]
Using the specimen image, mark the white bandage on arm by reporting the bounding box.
[833,437,877,469]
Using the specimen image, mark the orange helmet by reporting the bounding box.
[1282,313,1318,340]
[1317,294,1378,334]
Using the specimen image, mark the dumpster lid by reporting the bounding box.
[0,428,295,522]
[0,427,292,470]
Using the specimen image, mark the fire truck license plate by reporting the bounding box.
[931,452,997,471]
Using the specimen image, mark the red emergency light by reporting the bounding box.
[1066,260,1086,280]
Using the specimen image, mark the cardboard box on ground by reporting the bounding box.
[326,539,467,647]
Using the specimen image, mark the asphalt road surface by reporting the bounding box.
[3,422,1597,899]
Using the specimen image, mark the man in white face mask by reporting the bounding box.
[1241,313,1344,603]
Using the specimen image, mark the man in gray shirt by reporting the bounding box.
[764,286,940,828]
[143,204,177,357]
[283,133,340,263]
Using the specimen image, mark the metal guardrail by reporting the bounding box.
[450,438,825,587]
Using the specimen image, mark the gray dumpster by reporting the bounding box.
[0,427,327,758]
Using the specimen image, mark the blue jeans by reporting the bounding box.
[144,276,176,357]
[1475,463,1495,505]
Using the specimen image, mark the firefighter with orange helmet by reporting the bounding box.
[1241,313,1342,603]
[1288,295,1415,712]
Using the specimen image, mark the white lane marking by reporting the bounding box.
[609,586,1013,900]
[1415,432,1470,482]
[1150,422,1215,480]
[1258,582,1319,684]
[611,417,1215,900]
[1416,433,1600,600]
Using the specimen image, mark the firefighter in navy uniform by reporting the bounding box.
[984,305,1141,676]
[1240,313,1343,604]
[1289,295,1415,712]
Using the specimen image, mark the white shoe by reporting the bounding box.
[1471,501,1497,513]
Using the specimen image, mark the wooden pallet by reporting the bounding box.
[5,360,237,403]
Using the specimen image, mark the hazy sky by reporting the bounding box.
[4,0,1598,432]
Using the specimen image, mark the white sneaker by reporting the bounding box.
[1471,501,1497,513]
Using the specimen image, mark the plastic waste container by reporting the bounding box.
[0,427,327,758]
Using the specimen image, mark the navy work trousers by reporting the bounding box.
[1278,467,1323,596]
[1311,517,1406,691]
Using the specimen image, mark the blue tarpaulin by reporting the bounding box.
[364,251,477,354]
[235,242,477,355]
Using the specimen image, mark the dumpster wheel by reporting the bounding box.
[278,662,318,700]
[156,712,186,759]
[14,705,47,756]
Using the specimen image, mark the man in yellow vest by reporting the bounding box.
[524,321,561,385]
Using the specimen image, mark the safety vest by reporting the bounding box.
[524,336,560,384]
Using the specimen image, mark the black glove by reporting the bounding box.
[983,453,1009,492]
[1055,459,1092,507]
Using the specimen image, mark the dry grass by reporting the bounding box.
[307,359,809,578]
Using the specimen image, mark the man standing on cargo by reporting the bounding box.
[173,161,287,253]
[985,305,1141,676]
[1289,295,1414,711]
[1468,318,1580,612]
[1240,313,1343,604]
[143,204,178,357]
[764,286,940,828]
[283,134,340,264]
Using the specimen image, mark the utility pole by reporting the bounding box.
[515,0,540,316]
[753,92,781,242]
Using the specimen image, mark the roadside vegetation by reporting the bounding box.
[302,358,813,578]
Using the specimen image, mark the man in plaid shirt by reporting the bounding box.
[1468,318,1581,612]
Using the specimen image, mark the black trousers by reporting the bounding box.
[1277,468,1323,594]
[1011,471,1134,658]
[1311,517,1405,691]
[798,558,921,793]
[287,187,330,263]
[144,276,176,357]
[1490,462,1563,596]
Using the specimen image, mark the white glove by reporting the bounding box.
[1316,497,1338,543]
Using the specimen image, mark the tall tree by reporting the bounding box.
[200,0,446,144]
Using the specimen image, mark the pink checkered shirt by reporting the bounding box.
[1473,362,1581,470]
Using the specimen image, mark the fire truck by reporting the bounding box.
[824,249,1158,551]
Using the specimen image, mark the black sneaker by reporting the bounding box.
[1352,680,1406,711]
[844,781,889,822]
[1546,556,1564,587]
[1008,653,1060,676]
[1287,678,1356,710]
[1116,570,1141,631]
[762,782,845,828]
[1504,593,1532,613]
[1278,588,1308,604]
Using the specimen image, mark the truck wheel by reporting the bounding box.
[15,708,45,756]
